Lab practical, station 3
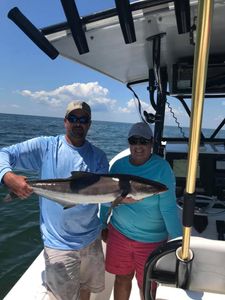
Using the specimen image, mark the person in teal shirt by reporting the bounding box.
[100,122,182,300]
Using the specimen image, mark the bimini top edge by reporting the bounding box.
[42,0,194,85]
[7,0,225,96]
[38,0,225,97]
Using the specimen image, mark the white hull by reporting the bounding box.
[4,206,225,300]
[4,235,225,300]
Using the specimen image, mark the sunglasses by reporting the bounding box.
[128,137,152,145]
[67,115,90,124]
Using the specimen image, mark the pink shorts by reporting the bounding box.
[105,224,164,288]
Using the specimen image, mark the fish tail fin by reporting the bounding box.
[3,192,18,203]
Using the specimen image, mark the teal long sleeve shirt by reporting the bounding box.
[100,154,182,242]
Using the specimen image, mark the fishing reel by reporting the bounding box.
[143,111,161,124]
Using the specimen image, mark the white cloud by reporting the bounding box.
[118,98,154,114]
[19,82,178,122]
[19,82,115,111]
[18,82,151,117]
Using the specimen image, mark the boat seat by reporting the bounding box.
[144,237,225,299]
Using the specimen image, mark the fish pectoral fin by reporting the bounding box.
[104,195,125,224]
[111,195,126,208]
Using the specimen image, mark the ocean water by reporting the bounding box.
[0,113,224,298]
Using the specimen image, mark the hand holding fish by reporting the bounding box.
[3,172,33,200]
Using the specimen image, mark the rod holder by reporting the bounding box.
[60,0,89,54]
[114,0,136,44]
[8,7,59,60]
[174,0,191,34]
[176,247,194,289]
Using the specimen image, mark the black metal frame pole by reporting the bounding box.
[153,67,167,156]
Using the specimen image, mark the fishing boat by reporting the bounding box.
[4,0,225,299]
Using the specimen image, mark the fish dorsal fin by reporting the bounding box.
[70,171,95,179]
[70,171,101,191]
[70,171,101,182]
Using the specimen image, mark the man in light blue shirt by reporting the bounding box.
[0,101,109,300]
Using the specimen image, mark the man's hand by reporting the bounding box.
[3,172,33,199]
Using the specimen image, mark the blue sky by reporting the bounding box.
[0,0,224,128]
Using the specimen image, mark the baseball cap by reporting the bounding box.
[128,122,153,139]
[65,101,91,117]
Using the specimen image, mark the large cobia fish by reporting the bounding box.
[4,171,168,208]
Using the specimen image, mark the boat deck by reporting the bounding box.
[3,242,140,300]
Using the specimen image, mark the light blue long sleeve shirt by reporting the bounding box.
[0,135,109,250]
[100,154,182,242]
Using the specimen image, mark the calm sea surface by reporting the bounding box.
[0,113,224,298]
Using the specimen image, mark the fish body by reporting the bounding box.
[4,171,168,207]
